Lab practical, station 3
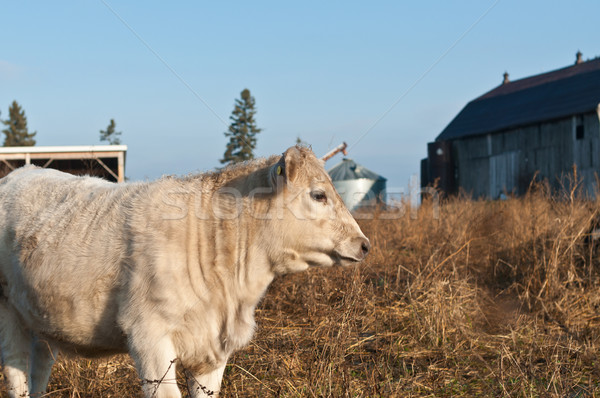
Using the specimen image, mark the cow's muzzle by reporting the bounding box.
[357,237,371,260]
[335,236,370,265]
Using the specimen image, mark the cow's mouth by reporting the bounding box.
[301,247,366,268]
[332,251,362,266]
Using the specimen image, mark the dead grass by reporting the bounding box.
[2,179,600,397]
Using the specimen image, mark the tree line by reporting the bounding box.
[0,100,122,147]
[2,89,270,163]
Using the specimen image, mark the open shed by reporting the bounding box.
[0,145,127,182]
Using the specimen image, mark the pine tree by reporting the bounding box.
[221,89,262,165]
[296,136,309,146]
[2,101,36,146]
[99,119,122,145]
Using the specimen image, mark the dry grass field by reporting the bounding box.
[2,178,600,397]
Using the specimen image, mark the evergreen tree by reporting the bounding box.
[99,119,122,145]
[296,136,309,146]
[221,89,262,165]
[2,101,36,146]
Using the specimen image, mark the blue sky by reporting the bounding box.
[1,1,599,194]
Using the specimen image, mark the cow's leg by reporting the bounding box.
[129,333,182,398]
[186,363,226,398]
[29,335,57,397]
[0,302,31,398]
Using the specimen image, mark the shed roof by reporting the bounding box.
[328,158,386,181]
[0,145,127,154]
[436,57,600,141]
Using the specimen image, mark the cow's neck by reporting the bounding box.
[187,197,274,351]
[193,196,275,300]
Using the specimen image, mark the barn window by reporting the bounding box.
[576,116,585,140]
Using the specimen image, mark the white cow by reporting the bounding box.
[0,146,369,397]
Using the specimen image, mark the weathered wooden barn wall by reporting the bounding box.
[452,111,600,198]
[572,112,600,195]
[453,135,489,197]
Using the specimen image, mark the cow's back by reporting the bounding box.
[0,166,139,354]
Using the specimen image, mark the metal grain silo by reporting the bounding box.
[328,158,386,211]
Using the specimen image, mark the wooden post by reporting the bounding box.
[118,152,125,183]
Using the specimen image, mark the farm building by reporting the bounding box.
[421,52,600,198]
[328,158,386,211]
[0,145,127,182]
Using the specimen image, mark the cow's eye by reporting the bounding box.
[310,190,327,204]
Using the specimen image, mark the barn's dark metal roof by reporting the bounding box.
[436,57,600,141]
[328,159,386,181]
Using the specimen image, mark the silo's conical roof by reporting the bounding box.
[328,158,386,181]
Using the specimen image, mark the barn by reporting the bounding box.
[421,52,600,198]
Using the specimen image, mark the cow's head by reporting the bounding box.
[262,146,370,274]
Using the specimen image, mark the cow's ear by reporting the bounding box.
[282,146,302,183]
[270,146,303,187]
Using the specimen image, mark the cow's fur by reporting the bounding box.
[0,146,369,397]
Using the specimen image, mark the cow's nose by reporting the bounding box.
[360,238,370,258]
